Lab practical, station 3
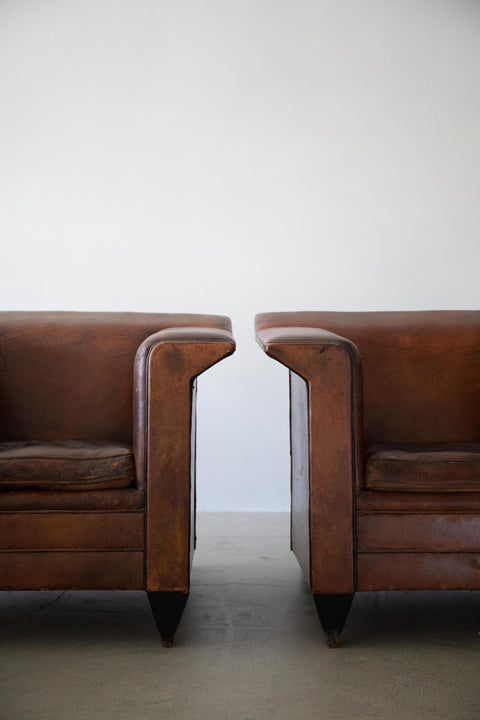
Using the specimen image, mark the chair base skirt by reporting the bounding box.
[357,553,480,591]
[0,550,144,590]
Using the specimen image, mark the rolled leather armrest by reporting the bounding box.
[255,320,361,595]
[133,325,235,592]
[256,325,359,371]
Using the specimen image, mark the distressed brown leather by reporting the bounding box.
[255,323,361,594]
[0,440,134,490]
[0,488,145,511]
[0,312,235,599]
[356,489,480,512]
[136,326,237,591]
[255,311,480,606]
[256,311,480,447]
[365,443,480,492]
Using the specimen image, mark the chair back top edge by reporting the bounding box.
[0,312,231,443]
[256,311,480,445]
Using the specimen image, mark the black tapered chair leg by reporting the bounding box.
[313,593,355,648]
[147,591,189,647]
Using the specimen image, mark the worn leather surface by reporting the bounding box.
[0,440,134,490]
[0,311,235,592]
[0,312,232,495]
[365,443,480,492]
[256,324,360,594]
[138,327,236,591]
[0,511,144,550]
[356,489,480,511]
[0,551,144,591]
[0,488,145,511]
[133,325,235,507]
[357,513,480,552]
[255,311,480,446]
[357,553,480,591]
[255,310,480,594]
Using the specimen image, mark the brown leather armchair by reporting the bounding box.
[0,311,235,646]
[255,311,480,646]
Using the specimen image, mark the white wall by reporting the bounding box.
[1,0,479,510]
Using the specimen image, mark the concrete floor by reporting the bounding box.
[0,512,479,720]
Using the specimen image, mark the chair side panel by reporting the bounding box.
[290,371,311,584]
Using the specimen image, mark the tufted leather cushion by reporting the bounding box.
[365,444,480,492]
[0,441,135,491]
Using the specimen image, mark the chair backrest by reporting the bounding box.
[263,311,480,446]
[0,311,227,444]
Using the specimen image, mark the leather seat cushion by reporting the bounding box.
[365,444,480,492]
[0,441,135,491]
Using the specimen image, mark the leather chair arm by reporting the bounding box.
[256,325,358,368]
[255,321,361,594]
[134,325,235,592]
[136,325,234,371]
